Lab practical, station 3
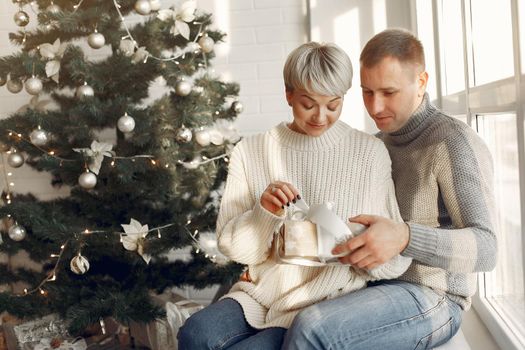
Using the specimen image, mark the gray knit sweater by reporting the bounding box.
[379,94,498,310]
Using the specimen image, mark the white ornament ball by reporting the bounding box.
[231,101,244,114]
[0,76,6,87]
[14,11,30,27]
[176,126,193,143]
[29,129,49,146]
[46,4,61,14]
[198,36,215,53]
[76,84,94,99]
[88,32,105,49]
[25,76,43,95]
[7,153,24,168]
[149,0,162,11]
[195,129,211,146]
[117,113,136,133]
[6,79,23,94]
[78,171,97,189]
[30,129,49,146]
[70,254,90,275]
[175,80,192,96]
[8,225,26,241]
[134,0,151,15]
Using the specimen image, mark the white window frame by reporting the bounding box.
[413,0,525,349]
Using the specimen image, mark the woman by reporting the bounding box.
[177,42,411,349]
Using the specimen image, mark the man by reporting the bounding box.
[282,29,497,349]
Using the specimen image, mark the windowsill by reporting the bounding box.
[472,293,525,349]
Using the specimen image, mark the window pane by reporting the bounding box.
[470,1,514,85]
[477,114,525,342]
[416,0,437,101]
[520,0,525,74]
[437,0,465,95]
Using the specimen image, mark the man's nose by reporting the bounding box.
[370,96,384,115]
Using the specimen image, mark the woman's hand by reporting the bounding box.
[260,181,300,215]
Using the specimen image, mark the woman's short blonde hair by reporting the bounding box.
[283,42,353,97]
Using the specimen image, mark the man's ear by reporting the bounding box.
[417,71,429,97]
[285,89,293,106]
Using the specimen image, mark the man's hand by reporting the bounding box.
[332,214,410,269]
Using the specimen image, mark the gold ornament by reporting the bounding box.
[198,36,215,53]
[13,11,30,27]
[175,80,192,96]
[70,254,90,274]
[6,79,23,94]
[8,224,26,241]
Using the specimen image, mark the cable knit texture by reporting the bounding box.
[379,94,497,310]
[217,121,411,329]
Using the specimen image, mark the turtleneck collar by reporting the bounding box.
[382,93,438,145]
[269,120,350,151]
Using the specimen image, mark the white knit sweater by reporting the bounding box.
[217,121,411,329]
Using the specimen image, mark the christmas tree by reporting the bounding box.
[0,0,243,335]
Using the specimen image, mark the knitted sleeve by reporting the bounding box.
[216,142,285,266]
[402,129,497,273]
[365,142,412,280]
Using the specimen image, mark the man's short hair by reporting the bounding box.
[283,42,353,97]
[360,28,425,70]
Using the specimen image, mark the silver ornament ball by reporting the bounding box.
[183,157,201,170]
[149,0,162,11]
[231,101,244,114]
[78,171,97,189]
[13,11,30,27]
[88,32,105,49]
[25,76,43,95]
[70,254,90,275]
[46,4,61,14]
[7,153,24,168]
[8,225,26,241]
[134,0,151,15]
[195,129,211,146]
[76,84,94,99]
[117,113,136,133]
[6,79,23,94]
[30,129,49,146]
[175,80,192,96]
[176,126,193,143]
[0,76,6,87]
[198,36,215,53]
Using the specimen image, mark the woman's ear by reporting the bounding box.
[285,89,293,106]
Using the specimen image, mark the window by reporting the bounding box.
[416,1,525,348]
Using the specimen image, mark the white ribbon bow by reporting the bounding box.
[157,0,197,40]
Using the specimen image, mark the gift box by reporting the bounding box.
[275,200,367,266]
[2,314,87,350]
[129,291,204,350]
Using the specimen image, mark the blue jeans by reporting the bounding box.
[177,298,286,349]
[282,280,462,350]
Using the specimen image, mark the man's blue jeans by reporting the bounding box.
[282,280,462,349]
[177,298,286,349]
